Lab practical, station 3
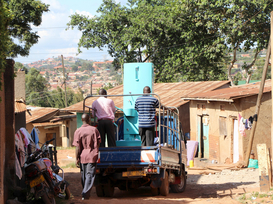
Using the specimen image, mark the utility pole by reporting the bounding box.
[90,80,93,95]
[269,11,273,186]
[61,55,67,107]
[244,37,271,167]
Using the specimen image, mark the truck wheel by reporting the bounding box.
[118,185,126,191]
[104,183,114,197]
[151,187,159,196]
[96,185,104,197]
[160,171,169,196]
[170,171,186,193]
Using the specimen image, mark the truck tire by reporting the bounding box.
[104,183,114,197]
[170,171,186,193]
[159,171,169,196]
[96,185,104,197]
[151,187,159,196]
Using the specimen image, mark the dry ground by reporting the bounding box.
[56,148,273,204]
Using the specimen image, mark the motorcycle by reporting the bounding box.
[24,138,70,203]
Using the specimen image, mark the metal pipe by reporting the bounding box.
[182,98,234,102]
[83,93,162,145]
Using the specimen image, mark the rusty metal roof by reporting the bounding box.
[62,81,230,112]
[26,107,59,124]
[32,122,62,127]
[182,80,271,102]
[15,101,27,113]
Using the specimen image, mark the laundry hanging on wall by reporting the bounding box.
[238,113,256,137]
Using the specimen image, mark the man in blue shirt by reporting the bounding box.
[135,86,160,146]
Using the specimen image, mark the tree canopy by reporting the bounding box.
[68,0,273,83]
[6,0,49,57]
[25,68,83,108]
[0,0,10,98]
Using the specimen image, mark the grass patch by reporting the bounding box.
[56,146,75,150]
[238,194,246,201]
[259,193,267,198]
[61,162,77,168]
[251,191,259,198]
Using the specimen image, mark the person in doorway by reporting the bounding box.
[72,113,101,200]
[135,86,162,146]
[92,89,116,147]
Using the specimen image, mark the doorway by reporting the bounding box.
[233,119,239,163]
[46,133,56,146]
[197,115,209,158]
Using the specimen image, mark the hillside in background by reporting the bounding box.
[23,55,122,97]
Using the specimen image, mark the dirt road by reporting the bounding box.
[58,149,271,204]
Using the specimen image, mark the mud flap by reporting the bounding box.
[150,169,165,188]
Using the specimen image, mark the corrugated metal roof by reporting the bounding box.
[62,81,230,112]
[15,101,27,113]
[32,122,62,127]
[26,107,59,124]
[182,80,271,101]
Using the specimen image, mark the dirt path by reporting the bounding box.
[57,148,272,204]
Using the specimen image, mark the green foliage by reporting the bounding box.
[238,194,246,201]
[0,0,10,97]
[72,65,78,72]
[233,72,243,85]
[47,87,83,108]
[25,68,50,106]
[14,62,28,74]
[6,0,49,57]
[96,83,114,94]
[25,69,83,108]
[252,56,271,80]
[68,0,273,82]
[68,0,228,82]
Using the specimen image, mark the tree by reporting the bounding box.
[0,0,10,98]
[72,65,78,72]
[68,0,228,82]
[47,86,83,108]
[0,0,48,95]
[199,0,273,85]
[96,83,114,94]
[252,56,271,80]
[25,68,50,106]
[14,62,28,74]
[6,0,49,57]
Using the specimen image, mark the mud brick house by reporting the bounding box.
[26,107,77,147]
[183,80,271,164]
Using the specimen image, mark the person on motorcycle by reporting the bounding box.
[73,113,101,200]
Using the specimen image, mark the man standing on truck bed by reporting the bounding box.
[92,89,116,147]
[73,113,101,200]
[135,86,159,146]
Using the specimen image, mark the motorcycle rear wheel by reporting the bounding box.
[64,186,71,199]
[41,193,56,204]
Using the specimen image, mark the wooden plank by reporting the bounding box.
[267,148,272,187]
[257,144,270,192]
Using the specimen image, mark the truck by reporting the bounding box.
[81,62,187,197]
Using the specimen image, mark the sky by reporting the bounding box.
[15,0,127,64]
